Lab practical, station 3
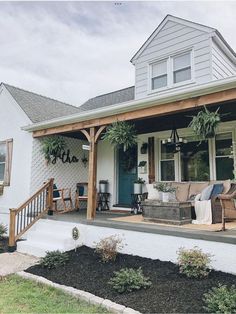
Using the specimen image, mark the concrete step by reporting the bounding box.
[17,240,65,257]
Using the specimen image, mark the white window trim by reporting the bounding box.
[0,141,6,184]
[148,49,195,94]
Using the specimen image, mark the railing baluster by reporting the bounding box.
[8,179,54,249]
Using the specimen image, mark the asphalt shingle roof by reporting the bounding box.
[3,83,80,123]
[80,86,135,111]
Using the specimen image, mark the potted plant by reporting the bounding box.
[154,182,176,202]
[134,177,145,194]
[140,143,148,154]
[99,180,109,193]
[42,136,66,165]
[102,121,137,151]
[188,106,221,140]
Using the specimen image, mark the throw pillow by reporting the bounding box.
[200,185,214,201]
[146,184,160,200]
[211,183,224,197]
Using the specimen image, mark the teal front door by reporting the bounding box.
[118,146,137,206]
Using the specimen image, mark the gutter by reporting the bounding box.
[22,76,236,132]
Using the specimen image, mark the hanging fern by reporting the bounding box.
[42,136,66,164]
[189,106,221,141]
[102,121,137,151]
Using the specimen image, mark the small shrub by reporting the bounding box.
[177,246,212,279]
[40,250,69,269]
[203,284,236,313]
[95,235,124,262]
[0,224,7,239]
[109,267,152,293]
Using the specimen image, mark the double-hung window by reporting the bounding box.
[150,51,192,91]
[0,142,6,183]
[215,133,234,180]
[0,139,13,186]
[151,60,168,90]
[173,52,191,84]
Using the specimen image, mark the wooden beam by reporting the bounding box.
[95,125,107,143]
[148,137,155,183]
[87,127,96,219]
[80,129,90,142]
[33,88,236,138]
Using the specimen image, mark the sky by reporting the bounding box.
[0,1,236,106]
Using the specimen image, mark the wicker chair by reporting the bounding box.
[218,183,236,231]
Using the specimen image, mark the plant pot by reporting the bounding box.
[162,192,170,202]
[134,183,142,194]
[99,182,108,193]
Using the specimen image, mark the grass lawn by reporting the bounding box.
[0,275,109,313]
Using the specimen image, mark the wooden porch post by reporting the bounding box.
[85,125,106,220]
[148,137,155,183]
[9,208,16,249]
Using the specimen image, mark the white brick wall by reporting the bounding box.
[30,136,88,209]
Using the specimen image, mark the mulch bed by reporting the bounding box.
[26,246,236,313]
[0,237,9,253]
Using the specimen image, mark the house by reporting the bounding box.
[1,15,236,271]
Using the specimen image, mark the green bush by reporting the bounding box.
[109,267,152,293]
[40,250,69,269]
[0,224,7,239]
[203,284,236,313]
[95,235,125,263]
[177,246,212,279]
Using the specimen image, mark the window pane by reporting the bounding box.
[216,157,234,180]
[181,139,210,181]
[173,53,190,71]
[152,75,167,89]
[161,143,175,160]
[174,67,191,83]
[0,143,6,163]
[0,163,5,181]
[216,133,233,157]
[152,61,167,77]
[161,160,175,181]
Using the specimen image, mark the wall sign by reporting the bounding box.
[51,149,79,164]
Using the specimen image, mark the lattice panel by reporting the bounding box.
[30,136,89,209]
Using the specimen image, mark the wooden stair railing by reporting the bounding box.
[8,178,54,250]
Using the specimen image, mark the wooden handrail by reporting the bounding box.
[8,178,54,249]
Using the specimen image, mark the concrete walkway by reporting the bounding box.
[0,252,39,276]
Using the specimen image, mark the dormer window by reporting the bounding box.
[151,60,167,90]
[150,50,193,92]
[173,52,191,84]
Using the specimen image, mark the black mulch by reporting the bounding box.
[26,246,236,313]
[0,237,8,253]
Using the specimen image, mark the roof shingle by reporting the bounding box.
[3,83,80,123]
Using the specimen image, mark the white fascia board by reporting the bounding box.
[22,76,236,133]
[212,32,236,64]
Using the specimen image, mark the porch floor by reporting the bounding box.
[44,210,236,245]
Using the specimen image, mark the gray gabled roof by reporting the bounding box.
[80,86,135,111]
[3,83,80,123]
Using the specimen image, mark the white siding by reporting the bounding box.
[0,86,33,229]
[134,20,212,99]
[212,39,236,80]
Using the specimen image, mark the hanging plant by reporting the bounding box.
[42,136,66,165]
[102,121,137,151]
[188,106,221,140]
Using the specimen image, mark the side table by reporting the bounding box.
[97,192,110,211]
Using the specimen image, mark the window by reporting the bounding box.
[0,139,13,186]
[173,52,191,84]
[151,60,167,90]
[181,137,210,181]
[160,143,175,181]
[215,133,234,180]
[150,51,192,91]
[0,143,6,182]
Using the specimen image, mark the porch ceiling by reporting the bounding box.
[62,100,236,139]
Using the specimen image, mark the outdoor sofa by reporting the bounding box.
[143,180,231,224]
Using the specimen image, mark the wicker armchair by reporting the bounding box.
[218,183,236,231]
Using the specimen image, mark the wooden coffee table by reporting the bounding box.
[142,200,192,225]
